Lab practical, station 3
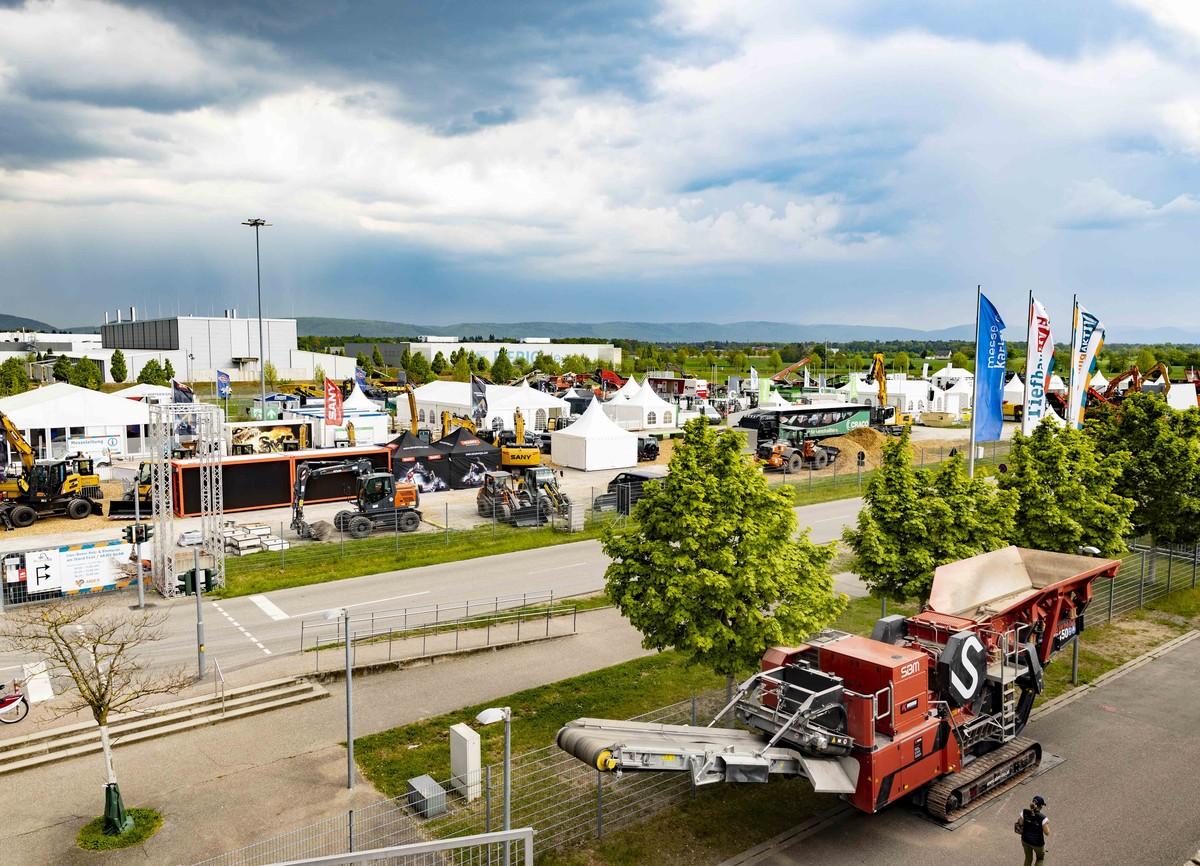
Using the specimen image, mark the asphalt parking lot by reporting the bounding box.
[751,634,1200,866]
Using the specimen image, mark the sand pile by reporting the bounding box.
[822,426,890,469]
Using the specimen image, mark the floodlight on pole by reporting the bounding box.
[476,707,513,866]
[326,606,354,789]
[241,218,271,417]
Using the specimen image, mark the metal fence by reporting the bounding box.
[267,829,535,866]
[1093,544,1200,625]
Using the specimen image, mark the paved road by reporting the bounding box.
[749,635,1200,866]
[1,497,867,676]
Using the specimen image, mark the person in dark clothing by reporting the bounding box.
[1016,795,1050,864]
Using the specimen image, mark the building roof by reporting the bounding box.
[0,383,149,428]
[112,383,173,399]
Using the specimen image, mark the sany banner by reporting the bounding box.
[323,377,344,426]
[171,379,195,404]
[216,370,232,398]
[470,374,488,426]
[1067,302,1105,428]
[1021,297,1054,436]
[973,292,1007,443]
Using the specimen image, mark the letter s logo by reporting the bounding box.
[939,631,988,707]
[949,635,984,702]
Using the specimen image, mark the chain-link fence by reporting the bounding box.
[1092,544,1200,625]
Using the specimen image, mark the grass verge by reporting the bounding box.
[76,808,163,851]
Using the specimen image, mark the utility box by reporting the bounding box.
[449,723,481,801]
[406,774,447,818]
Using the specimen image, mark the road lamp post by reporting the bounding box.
[476,706,512,866]
[326,607,354,788]
[242,218,271,417]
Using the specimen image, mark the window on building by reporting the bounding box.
[418,409,426,423]
[492,416,504,431]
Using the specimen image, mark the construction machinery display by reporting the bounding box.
[864,352,909,433]
[291,458,420,540]
[756,438,840,472]
[558,547,1118,822]
[0,410,104,529]
[475,469,562,526]
[492,407,542,469]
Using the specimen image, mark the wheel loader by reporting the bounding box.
[0,411,104,529]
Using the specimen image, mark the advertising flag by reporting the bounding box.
[323,377,344,426]
[973,292,1007,443]
[1021,298,1054,436]
[216,370,232,398]
[1067,302,1105,428]
[355,367,368,390]
[171,379,195,404]
[748,366,759,393]
[470,374,488,426]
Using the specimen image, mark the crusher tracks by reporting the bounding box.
[925,737,1042,823]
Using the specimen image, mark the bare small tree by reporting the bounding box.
[0,600,190,823]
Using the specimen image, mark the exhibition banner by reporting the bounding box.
[172,379,195,403]
[24,547,62,594]
[748,366,759,392]
[1067,302,1105,428]
[324,377,344,426]
[973,292,1007,443]
[470,374,488,426]
[59,541,134,594]
[1021,297,1054,436]
[67,434,123,459]
[355,367,368,389]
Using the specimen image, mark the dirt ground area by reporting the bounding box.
[1,479,127,538]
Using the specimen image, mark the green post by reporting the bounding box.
[103,783,133,836]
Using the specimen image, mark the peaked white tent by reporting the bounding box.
[400,380,567,431]
[343,382,379,411]
[112,383,173,402]
[1003,375,1025,403]
[611,375,642,401]
[763,390,793,408]
[0,382,150,460]
[604,384,675,430]
[551,399,637,471]
[1048,373,1068,394]
[1090,370,1109,389]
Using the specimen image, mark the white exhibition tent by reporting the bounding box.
[763,390,793,408]
[0,382,150,460]
[1003,375,1025,402]
[1167,383,1199,412]
[400,380,568,432]
[342,382,378,411]
[1048,373,1068,394]
[604,383,675,430]
[112,383,173,402]
[550,399,638,471]
[284,383,392,446]
[611,375,642,401]
[931,364,973,389]
[1090,370,1109,389]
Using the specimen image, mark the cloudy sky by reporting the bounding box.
[2,0,1199,334]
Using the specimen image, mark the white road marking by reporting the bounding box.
[213,602,271,656]
[291,590,431,619]
[528,561,588,575]
[249,593,289,621]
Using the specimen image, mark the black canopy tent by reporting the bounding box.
[387,431,451,493]
[433,427,501,489]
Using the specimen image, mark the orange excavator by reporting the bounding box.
[770,357,812,384]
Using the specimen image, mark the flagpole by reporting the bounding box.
[1066,293,1079,427]
[1021,289,1032,437]
[968,284,981,478]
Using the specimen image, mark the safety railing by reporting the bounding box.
[265,828,534,866]
[213,658,226,716]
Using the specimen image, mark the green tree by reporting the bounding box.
[950,351,970,369]
[533,352,561,376]
[372,346,385,370]
[844,430,1017,602]
[1135,348,1158,371]
[451,353,471,382]
[263,361,279,389]
[997,421,1133,556]
[0,357,29,396]
[562,354,591,374]
[109,349,128,384]
[603,420,845,681]
[767,350,784,371]
[356,352,372,372]
[490,349,514,382]
[405,352,431,384]
[1088,392,1200,546]
[69,357,103,390]
[313,363,325,384]
[431,351,447,375]
[475,355,490,374]
[895,351,910,373]
[52,355,72,382]
[136,359,167,386]
[512,356,531,376]
[163,358,175,380]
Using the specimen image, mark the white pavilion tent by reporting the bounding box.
[1090,370,1109,389]
[604,384,675,430]
[763,390,793,408]
[399,380,568,432]
[550,399,637,471]
[611,375,642,401]
[1003,375,1025,403]
[1048,374,1068,394]
[0,382,150,460]
[112,383,173,403]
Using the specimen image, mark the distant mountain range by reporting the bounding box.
[296,317,977,342]
[0,314,58,332]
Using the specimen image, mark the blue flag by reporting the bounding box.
[216,370,232,398]
[974,293,1007,442]
[171,379,195,404]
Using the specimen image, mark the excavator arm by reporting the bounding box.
[770,358,811,384]
[1103,365,1141,401]
[0,411,35,474]
[1142,362,1172,395]
[866,353,887,406]
[441,411,477,438]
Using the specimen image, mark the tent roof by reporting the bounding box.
[612,375,641,400]
[1090,370,1109,387]
[0,382,149,427]
[433,426,499,453]
[343,382,377,410]
[387,431,440,458]
[112,383,172,399]
[624,383,672,410]
[553,399,637,441]
[412,380,567,411]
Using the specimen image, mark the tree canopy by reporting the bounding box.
[109,349,127,384]
[0,357,29,396]
[490,349,514,382]
[1087,393,1200,546]
[603,419,845,679]
[997,421,1133,556]
[431,351,447,375]
[136,359,168,386]
[69,357,103,390]
[844,430,1016,602]
[52,355,72,382]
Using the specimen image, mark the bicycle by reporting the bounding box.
[0,680,29,724]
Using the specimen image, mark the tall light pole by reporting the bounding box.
[326,607,354,788]
[242,218,271,417]
[476,707,512,866]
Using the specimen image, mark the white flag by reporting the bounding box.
[1067,302,1105,429]
[1021,298,1054,436]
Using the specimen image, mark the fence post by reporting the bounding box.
[1139,551,1146,608]
[281,521,286,568]
[595,770,604,839]
[485,765,492,833]
[445,503,449,545]
[691,697,698,800]
[1071,635,1079,686]
[1108,571,1115,622]
[348,808,354,853]
[1193,543,1198,590]
[1167,552,1173,594]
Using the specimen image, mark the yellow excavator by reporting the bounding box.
[0,410,104,529]
[441,410,478,438]
[497,407,541,468]
[865,353,910,433]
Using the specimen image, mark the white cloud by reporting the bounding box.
[1123,0,1200,48]
[1059,178,1199,228]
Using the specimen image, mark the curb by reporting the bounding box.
[1031,630,1199,721]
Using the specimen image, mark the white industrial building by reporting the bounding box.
[99,311,355,384]
[345,337,622,369]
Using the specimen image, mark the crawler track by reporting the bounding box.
[925,737,1042,823]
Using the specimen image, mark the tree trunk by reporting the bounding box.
[99,724,117,785]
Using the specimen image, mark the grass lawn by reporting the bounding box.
[76,808,163,851]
